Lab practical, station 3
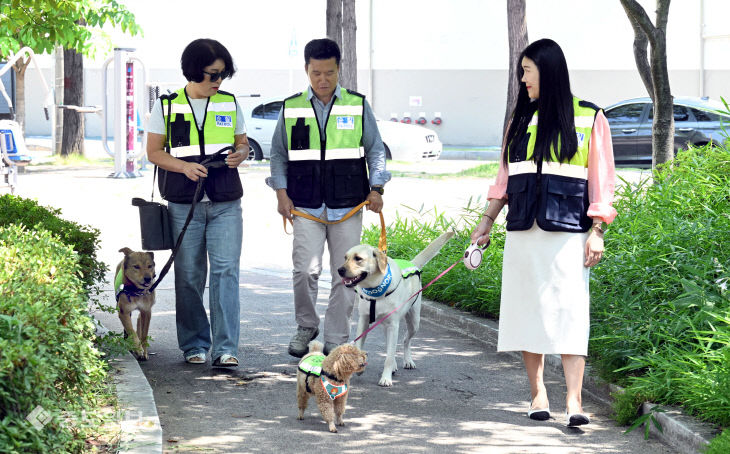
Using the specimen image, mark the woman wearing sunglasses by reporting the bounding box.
[147,38,248,368]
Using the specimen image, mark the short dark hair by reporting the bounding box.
[181,38,236,83]
[304,38,341,66]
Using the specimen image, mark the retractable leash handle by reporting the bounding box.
[463,237,491,270]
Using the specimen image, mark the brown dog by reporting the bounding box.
[115,247,156,360]
[297,340,367,433]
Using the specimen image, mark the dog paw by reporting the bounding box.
[328,424,338,433]
[404,360,416,369]
[378,377,393,387]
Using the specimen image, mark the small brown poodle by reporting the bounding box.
[296,340,367,433]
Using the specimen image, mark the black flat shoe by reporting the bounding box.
[566,412,590,427]
[527,400,551,421]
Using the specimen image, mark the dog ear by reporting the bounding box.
[375,248,388,275]
[119,247,133,256]
[146,252,154,261]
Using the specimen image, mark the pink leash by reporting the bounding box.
[351,257,463,344]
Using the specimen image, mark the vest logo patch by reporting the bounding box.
[216,115,233,127]
[336,116,355,130]
[576,132,585,147]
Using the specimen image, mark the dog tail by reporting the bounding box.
[308,340,324,353]
[411,230,455,269]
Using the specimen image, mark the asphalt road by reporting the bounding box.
[12,158,667,453]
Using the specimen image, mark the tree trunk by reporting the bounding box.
[624,13,654,101]
[650,32,673,165]
[619,0,674,169]
[326,0,343,52]
[341,0,357,90]
[504,0,528,137]
[12,58,28,133]
[62,47,85,156]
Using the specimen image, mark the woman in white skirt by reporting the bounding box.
[470,39,617,427]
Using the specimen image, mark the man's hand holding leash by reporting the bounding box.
[276,189,294,221]
[365,190,383,213]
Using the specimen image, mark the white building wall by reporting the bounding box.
[19,0,730,146]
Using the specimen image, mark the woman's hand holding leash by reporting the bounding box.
[226,147,247,168]
[471,216,494,246]
[183,161,208,182]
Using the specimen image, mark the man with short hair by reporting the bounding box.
[266,38,390,357]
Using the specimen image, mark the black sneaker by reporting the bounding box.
[287,326,319,358]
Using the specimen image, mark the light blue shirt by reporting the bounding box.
[266,85,391,221]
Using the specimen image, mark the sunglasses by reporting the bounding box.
[202,70,230,82]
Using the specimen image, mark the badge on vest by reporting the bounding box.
[216,115,233,128]
[576,131,585,148]
[336,116,355,130]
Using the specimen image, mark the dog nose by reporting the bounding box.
[144,276,152,283]
[337,267,346,277]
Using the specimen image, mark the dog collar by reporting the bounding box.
[361,264,392,298]
[320,376,348,400]
[114,268,148,302]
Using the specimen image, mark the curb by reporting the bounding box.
[96,323,163,454]
[419,299,716,453]
[109,267,718,453]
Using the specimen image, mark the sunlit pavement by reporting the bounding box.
[9,141,670,453]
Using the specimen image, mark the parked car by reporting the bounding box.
[242,97,442,161]
[604,97,729,167]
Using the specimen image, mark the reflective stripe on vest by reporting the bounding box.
[284,90,364,161]
[509,97,594,176]
[163,88,236,158]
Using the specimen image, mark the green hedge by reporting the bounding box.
[0,195,107,297]
[363,142,730,439]
[590,144,730,427]
[0,225,107,452]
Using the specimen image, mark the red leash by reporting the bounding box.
[351,257,463,343]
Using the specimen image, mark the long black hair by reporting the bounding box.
[503,39,577,165]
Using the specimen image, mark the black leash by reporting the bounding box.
[148,145,235,292]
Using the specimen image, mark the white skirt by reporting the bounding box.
[497,222,591,356]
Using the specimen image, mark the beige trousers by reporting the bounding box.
[292,210,362,344]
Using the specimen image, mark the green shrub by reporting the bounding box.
[0,225,107,453]
[705,428,730,453]
[0,195,107,298]
[590,144,730,425]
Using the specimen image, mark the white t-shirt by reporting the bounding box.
[147,95,247,135]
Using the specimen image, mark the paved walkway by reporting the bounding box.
[8,150,689,453]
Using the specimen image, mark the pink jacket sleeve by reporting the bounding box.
[587,110,618,224]
[487,159,508,200]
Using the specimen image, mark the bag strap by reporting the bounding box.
[152,93,177,202]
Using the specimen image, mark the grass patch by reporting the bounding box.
[389,162,500,179]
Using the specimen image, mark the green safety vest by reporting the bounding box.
[164,87,237,158]
[157,87,242,203]
[283,88,369,209]
[393,259,420,279]
[505,97,599,233]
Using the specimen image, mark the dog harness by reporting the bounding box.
[359,259,421,323]
[299,354,348,400]
[114,268,148,302]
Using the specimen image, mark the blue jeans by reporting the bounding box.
[168,199,242,361]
